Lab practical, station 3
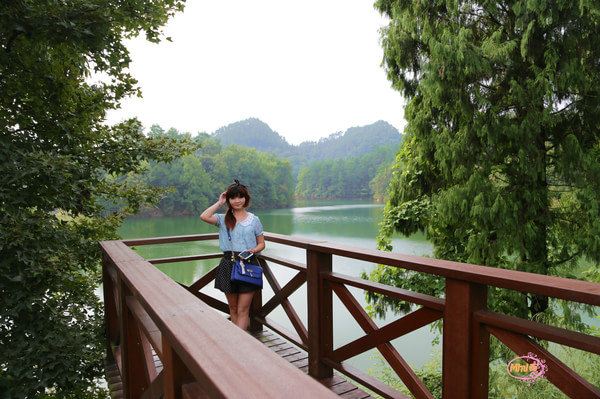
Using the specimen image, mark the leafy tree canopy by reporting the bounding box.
[295,145,399,200]
[126,127,294,216]
[367,0,600,327]
[0,1,192,397]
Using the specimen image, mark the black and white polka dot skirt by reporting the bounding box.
[214,255,264,293]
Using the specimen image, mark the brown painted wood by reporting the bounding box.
[249,288,263,333]
[187,267,218,292]
[268,341,292,352]
[330,381,358,395]
[112,345,123,377]
[489,326,600,398]
[140,370,163,399]
[260,270,306,316]
[250,329,372,398]
[262,265,308,344]
[102,258,120,355]
[162,338,194,399]
[276,347,301,357]
[148,253,222,265]
[332,306,442,362]
[307,249,334,378]
[188,291,229,314]
[263,232,328,249]
[259,253,308,272]
[340,389,372,399]
[122,233,218,247]
[326,272,445,312]
[110,232,600,306]
[322,359,409,399]
[442,279,488,399]
[181,383,210,399]
[264,337,286,347]
[475,310,600,355]
[332,283,433,399]
[298,240,600,307]
[121,286,152,398]
[139,325,158,381]
[255,332,276,342]
[126,296,163,359]
[255,315,308,351]
[319,374,346,387]
[102,232,600,398]
[101,240,338,399]
[283,352,309,363]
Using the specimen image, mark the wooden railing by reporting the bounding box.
[101,232,600,398]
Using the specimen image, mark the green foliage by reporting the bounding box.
[367,0,600,328]
[0,1,190,397]
[293,120,402,168]
[370,351,443,398]
[369,162,394,203]
[124,127,294,216]
[295,145,398,200]
[372,343,600,398]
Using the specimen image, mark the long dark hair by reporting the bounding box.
[224,179,251,230]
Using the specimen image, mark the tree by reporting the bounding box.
[0,1,191,397]
[367,1,600,323]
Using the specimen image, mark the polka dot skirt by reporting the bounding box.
[214,256,264,293]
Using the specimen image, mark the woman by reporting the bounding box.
[200,180,265,331]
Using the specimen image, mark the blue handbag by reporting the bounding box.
[230,258,263,288]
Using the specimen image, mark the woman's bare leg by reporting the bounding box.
[225,293,239,325]
[235,291,255,330]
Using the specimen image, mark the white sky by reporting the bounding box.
[105,1,407,145]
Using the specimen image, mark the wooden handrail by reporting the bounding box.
[124,232,600,306]
[100,240,337,398]
[104,231,600,399]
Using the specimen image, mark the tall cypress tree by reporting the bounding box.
[368,1,600,319]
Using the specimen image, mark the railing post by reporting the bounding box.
[102,253,119,358]
[163,337,194,399]
[307,248,333,378]
[249,289,263,333]
[119,281,151,398]
[442,279,489,399]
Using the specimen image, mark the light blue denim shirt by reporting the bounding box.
[214,212,264,252]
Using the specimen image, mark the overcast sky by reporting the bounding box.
[104,1,407,145]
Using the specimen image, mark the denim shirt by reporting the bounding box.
[214,212,264,252]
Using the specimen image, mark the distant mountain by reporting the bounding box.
[293,120,400,164]
[211,118,402,173]
[213,118,290,153]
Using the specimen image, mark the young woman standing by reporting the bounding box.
[200,180,265,330]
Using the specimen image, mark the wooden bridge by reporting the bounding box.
[100,232,600,398]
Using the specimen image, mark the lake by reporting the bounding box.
[118,199,439,375]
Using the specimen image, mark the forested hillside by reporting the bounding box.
[135,120,402,207]
[213,118,401,173]
[295,145,399,199]
[213,118,290,153]
[108,127,294,216]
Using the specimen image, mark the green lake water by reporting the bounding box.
[118,199,438,375]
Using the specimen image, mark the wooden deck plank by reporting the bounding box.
[319,374,346,387]
[275,347,301,356]
[105,326,371,399]
[331,382,360,395]
[251,328,372,398]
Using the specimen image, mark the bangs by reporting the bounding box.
[226,185,249,199]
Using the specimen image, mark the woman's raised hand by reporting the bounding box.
[218,191,227,206]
